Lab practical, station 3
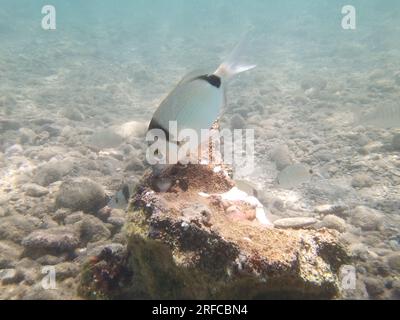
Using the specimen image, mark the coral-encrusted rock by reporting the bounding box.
[79,164,349,300]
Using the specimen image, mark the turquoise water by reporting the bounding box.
[0,0,400,300]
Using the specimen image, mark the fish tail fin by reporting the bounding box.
[214,34,256,80]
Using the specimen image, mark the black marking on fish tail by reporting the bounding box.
[148,118,170,141]
[197,74,221,88]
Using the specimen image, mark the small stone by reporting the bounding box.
[0,241,24,268]
[61,107,84,121]
[230,114,246,129]
[387,253,400,272]
[314,204,348,217]
[391,133,400,151]
[22,227,80,252]
[0,215,42,242]
[0,269,23,285]
[18,128,37,144]
[273,217,318,229]
[351,173,373,188]
[80,215,111,243]
[124,157,145,172]
[271,145,292,171]
[364,277,385,298]
[5,144,23,157]
[33,159,75,186]
[55,177,106,213]
[23,183,49,197]
[350,206,384,231]
[54,262,80,280]
[319,215,347,232]
[64,212,84,225]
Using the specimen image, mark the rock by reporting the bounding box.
[273,217,318,229]
[20,284,64,300]
[0,269,23,285]
[79,164,349,300]
[18,128,37,144]
[33,159,75,186]
[350,206,384,231]
[80,215,111,243]
[87,129,124,149]
[39,124,61,137]
[36,254,67,266]
[271,145,292,171]
[0,241,24,268]
[314,204,349,217]
[387,253,400,272]
[124,157,145,172]
[61,107,84,121]
[351,173,373,188]
[64,212,84,225]
[391,133,400,151]
[22,227,80,252]
[5,144,23,157]
[364,277,385,298]
[319,215,347,232]
[230,114,246,129]
[55,177,106,213]
[54,262,80,280]
[0,215,42,242]
[107,209,126,230]
[23,183,49,197]
[0,118,21,132]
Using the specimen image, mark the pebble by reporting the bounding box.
[273,217,318,229]
[387,253,400,272]
[364,277,385,298]
[230,114,246,129]
[55,177,106,213]
[21,227,80,252]
[351,173,373,188]
[5,144,23,157]
[314,204,348,217]
[350,206,384,231]
[0,214,42,242]
[392,133,400,151]
[23,183,49,197]
[33,159,75,186]
[318,215,347,232]
[0,241,24,269]
[79,215,111,243]
[271,145,292,171]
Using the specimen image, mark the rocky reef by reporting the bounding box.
[79,163,349,300]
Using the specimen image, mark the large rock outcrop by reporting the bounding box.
[79,164,349,299]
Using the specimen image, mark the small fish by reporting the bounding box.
[148,37,256,162]
[107,184,131,209]
[278,164,312,188]
[358,104,400,128]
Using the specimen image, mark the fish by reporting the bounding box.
[107,184,131,209]
[358,104,400,128]
[147,37,256,164]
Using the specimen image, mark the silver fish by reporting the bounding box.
[148,38,256,149]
